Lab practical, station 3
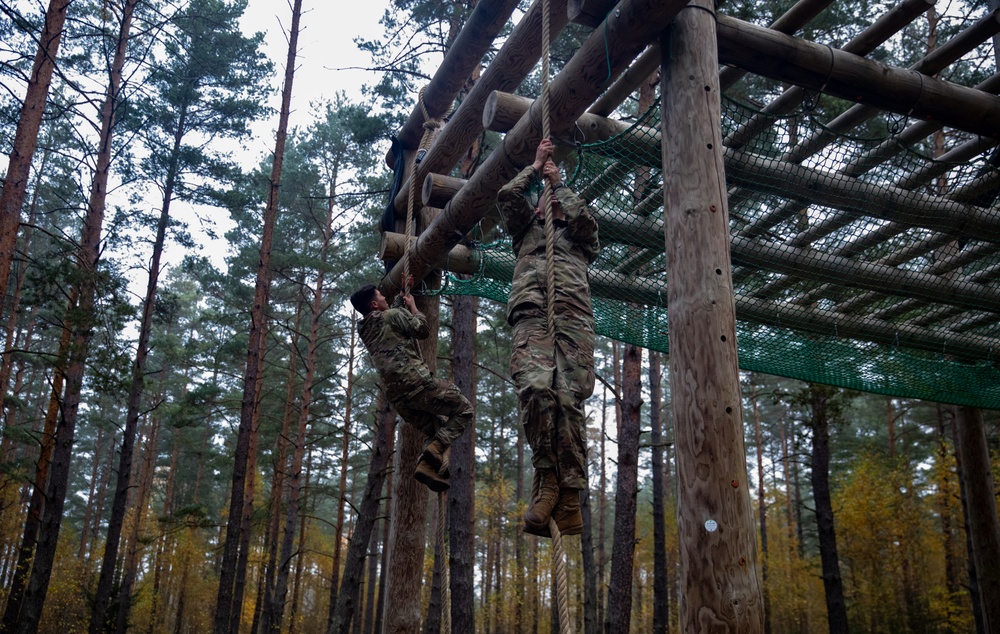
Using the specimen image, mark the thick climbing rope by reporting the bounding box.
[437,492,451,632]
[403,86,451,296]
[402,87,454,630]
[539,0,572,631]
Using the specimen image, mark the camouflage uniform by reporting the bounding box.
[498,165,600,490]
[358,305,472,448]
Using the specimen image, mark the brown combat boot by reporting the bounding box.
[414,439,451,492]
[420,438,449,473]
[523,469,559,534]
[524,488,583,538]
[551,488,583,535]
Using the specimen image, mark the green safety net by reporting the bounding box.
[439,96,1000,409]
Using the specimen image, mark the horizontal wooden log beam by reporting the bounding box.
[568,0,617,28]
[478,93,1000,242]
[715,13,1000,139]
[419,168,1000,316]
[389,0,572,216]
[843,72,1000,177]
[722,0,934,150]
[483,90,635,142]
[389,0,521,157]
[719,0,835,91]
[724,148,1000,241]
[380,232,1000,361]
[781,8,1000,164]
[381,0,690,300]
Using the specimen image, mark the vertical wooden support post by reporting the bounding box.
[955,406,1000,632]
[660,2,765,631]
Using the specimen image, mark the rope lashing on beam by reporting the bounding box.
[403,85,453,295]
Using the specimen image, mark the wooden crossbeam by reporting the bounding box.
[380,232,1000,361]
[380,0,691,300]
[715,14,1000,139]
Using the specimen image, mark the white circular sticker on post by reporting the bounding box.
[705,519,718,532]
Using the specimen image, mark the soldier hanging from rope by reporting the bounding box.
[350,279,474,492]
[499,137,600,537]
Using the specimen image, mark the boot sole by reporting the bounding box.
[522,520,582,538]
[414,469,450,492]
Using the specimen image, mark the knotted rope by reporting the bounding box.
[540,0,572,632]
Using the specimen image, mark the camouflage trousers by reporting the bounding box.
[510,313,595,490]
[391,377,473,449]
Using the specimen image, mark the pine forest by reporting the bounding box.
[0,0,997,633]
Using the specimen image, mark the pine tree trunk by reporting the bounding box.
[230,360,264,634]
[515,426,526,631]
[115,413,162,634]
[93,99,180,627]
[214,0,300,627]
[493,533,503,633]
[331,315,356,607]
[0,0,70,306]
[7,2,134,627]
[449,290,476,632]
[79,424,105,560]
[935,404,959,598]
[147,428,181,634]
[0,147,46,412]
[750,380,772,634]
[423,497,444,634]
[649,352,669,634]
[287,449,312,634]
[597,381,608,629]
[328,396,394,634]
[779,415,796,550]
[372,419,394,634]
[267,170,325,632]
[531,539,539,633]
[483,500,495,634]
[363,518,379,634]
[89,430,117,570]
[951,406,986,634]
[809,384,848,634]
[581,485,599,634]
[604,344,642,633]
[381,287,436,633]
[0,305,71,630]
[257,308,302,634]
[954,406,1000,633]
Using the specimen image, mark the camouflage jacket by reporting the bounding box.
[358,306,432,400]
[497,165,600,325]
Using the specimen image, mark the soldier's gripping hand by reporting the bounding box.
[533,138,554,171]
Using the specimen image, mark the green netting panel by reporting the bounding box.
[439,94,1000,409]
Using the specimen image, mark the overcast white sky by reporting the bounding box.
[163,0,397,271]
[238,0,395,161]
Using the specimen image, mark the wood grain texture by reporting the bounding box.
[717,13,1000,139]
[390,0,571,216]
[389,0,522,159]
[661,4,765,631]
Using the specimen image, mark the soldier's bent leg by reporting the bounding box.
[423,378,473,447]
